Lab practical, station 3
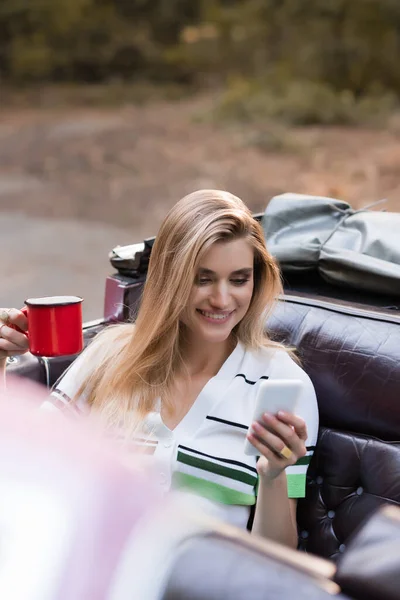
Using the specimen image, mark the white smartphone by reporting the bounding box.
[244,379,304,456]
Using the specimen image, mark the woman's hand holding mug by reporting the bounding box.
[0,309,29,360]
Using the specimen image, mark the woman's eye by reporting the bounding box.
[231,278,249,286]
[196,277,250,286]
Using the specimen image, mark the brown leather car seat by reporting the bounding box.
[267,294,400,560]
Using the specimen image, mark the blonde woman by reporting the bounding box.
[0,189,318,548]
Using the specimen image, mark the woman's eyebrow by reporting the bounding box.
[198,267,253,275]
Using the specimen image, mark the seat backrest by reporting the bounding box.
[0,378,159,600]
[267,295,400,560]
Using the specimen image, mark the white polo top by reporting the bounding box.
[44,341,319,530]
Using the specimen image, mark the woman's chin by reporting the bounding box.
[194,326,233,345]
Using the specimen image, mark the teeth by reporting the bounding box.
[200,310,230,320]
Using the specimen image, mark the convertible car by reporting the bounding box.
[5,194,400,600]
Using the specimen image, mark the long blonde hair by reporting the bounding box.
[76,190,285,430]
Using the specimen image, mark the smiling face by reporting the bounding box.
[180,238,255,347]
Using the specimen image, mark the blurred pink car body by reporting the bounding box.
[0,378,204,600]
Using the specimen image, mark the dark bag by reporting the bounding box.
[262,194,400,297]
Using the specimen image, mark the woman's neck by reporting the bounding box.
[181,335,236,377]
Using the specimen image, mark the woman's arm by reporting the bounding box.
[247,411,308,548]
[252,472,298,547]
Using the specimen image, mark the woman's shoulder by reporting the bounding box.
[44,322,134,416]
[52,323,134,396]
[83,322,134,360]
[243,343,313,386]
[91,321,135,345]
[242,342,295,369]
[248,345,319,425]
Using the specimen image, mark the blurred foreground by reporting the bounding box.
[0,377,219,600]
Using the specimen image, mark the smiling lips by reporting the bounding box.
[197,309,234,324]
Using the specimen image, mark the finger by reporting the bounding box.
[0,337,29,356]
[0,324,29,350]
[247,430,293,475]
[0,308,11,324]
[261,413,307,457]
[6,308,28,332]
[251,421,298,464]
[247,431,278,461]
[276,411,308,441]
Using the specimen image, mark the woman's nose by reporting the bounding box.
[209,283,230,308]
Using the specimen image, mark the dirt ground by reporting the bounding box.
[1,93,400,236]
[1,93,400,319]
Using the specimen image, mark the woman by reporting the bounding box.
[0,189,318,548]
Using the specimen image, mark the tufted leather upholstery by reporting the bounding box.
[267,295,400,560]
[297,429,400,560]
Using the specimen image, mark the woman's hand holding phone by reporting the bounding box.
[244,379,308,481]
[248,410,308,480]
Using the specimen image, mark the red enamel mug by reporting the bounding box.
[21,296,84,357]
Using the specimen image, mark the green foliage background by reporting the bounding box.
[2,0,400,99]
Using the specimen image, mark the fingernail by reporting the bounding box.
[277,411,286,417]
[263,412,273,420]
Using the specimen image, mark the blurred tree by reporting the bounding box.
[0,0,93,79]
[1,0,400,99]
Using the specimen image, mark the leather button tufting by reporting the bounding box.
[339,544,346,553]
[300,530,309,539]
[356,486,364,496]
[327,510,335,519]
[316,476,323,485]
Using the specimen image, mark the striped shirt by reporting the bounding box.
[43,341,319,530]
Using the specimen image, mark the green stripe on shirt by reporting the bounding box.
[294,454,312,467]
[177,451,257,487]
[173,472,256,505]
[287,473,306,498]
